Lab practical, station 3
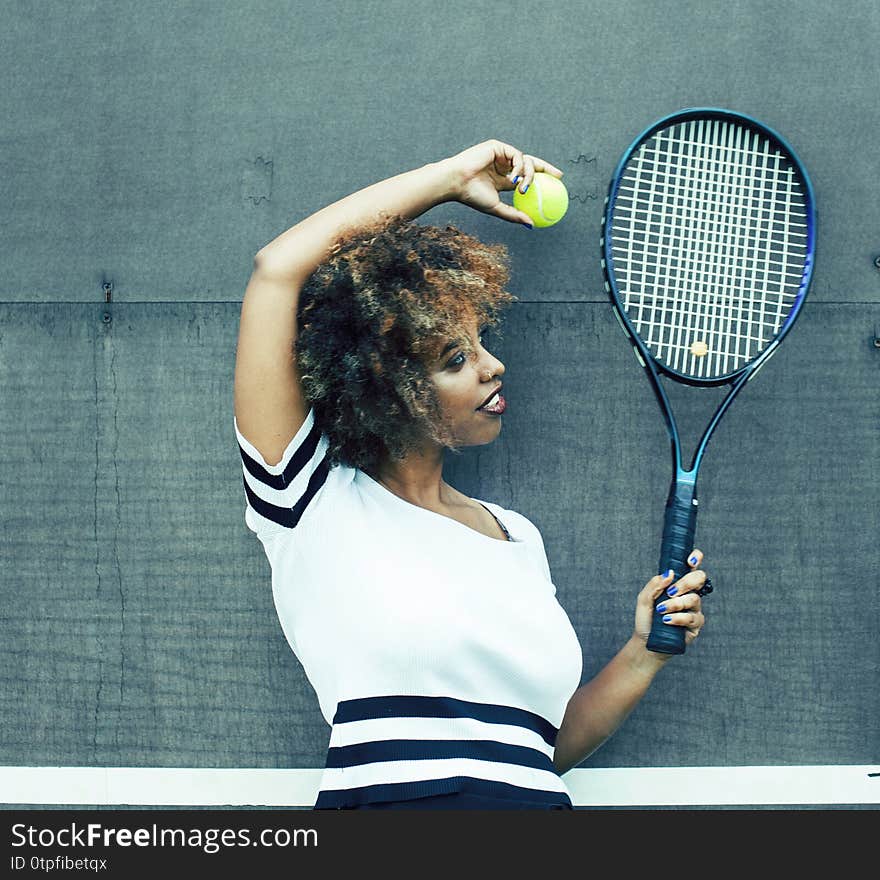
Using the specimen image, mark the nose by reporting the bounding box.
[480,350,505,381]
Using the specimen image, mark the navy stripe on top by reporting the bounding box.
[332,695,559,748]
[241,455,330,529]
[237,418,323,489]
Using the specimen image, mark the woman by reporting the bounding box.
[233,140,708,810]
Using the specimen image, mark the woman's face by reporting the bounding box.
[426,315,507,448]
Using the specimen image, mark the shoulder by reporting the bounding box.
[235,406,357,540]
[472,497,545,546]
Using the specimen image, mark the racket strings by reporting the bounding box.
[610,117,809,379]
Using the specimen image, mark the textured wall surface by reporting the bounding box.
[2,0,878,797]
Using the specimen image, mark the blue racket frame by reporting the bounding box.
[601,107,817,654]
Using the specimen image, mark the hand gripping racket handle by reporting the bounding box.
[647,478,698,655]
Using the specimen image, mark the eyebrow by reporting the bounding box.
[438,340,459,360]
[436,324,489,362]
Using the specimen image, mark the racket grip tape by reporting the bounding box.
[647,479,698,655]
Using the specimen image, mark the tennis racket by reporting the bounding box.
[601,108,816,654]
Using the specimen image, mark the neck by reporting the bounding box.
[367,444,451,508]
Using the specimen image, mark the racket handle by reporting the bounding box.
[647,479,698,655]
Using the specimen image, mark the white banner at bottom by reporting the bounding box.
[0,765,877,807]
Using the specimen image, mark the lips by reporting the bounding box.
[477,386,506,415]
[477,385,503,410]
[479,394,506,415]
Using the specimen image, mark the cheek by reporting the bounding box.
[430,373,468,409]
[441,388,479,419]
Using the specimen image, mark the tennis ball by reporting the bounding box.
[513,172,569,228]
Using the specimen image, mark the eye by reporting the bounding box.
[447,352,466,369]
[446,326,492,369]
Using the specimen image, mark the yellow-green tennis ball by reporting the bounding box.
[513,172,569,228]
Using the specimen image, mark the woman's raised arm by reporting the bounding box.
[234,160,456,466]
[234,141,549,466]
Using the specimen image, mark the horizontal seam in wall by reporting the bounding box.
[0,301,876,307]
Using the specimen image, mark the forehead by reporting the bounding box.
[430,314,483,359]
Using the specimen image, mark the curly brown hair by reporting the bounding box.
[295,213,516,473]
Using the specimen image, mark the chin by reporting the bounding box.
[448,426,502,451]
[475,420,503,445]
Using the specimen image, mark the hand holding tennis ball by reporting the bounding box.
[442,141,566,227]
[513,172,569,228]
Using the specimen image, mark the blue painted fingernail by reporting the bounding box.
[656,603,667,613]
[522,184,529,193]
[666,586,678,596]
[662,615,673,623]
[512,176,520,185]
[523,223,533,229]
[666,569,674,579]
[689,555,698,565]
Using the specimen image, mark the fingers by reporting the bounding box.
[661,548,707,596]
[502,153,537,227]
[642,549,708,602]
[509,147,563,181]
[656,583,705,634]
[465,140,564,188]
[661,609,705,631]
[653,547,708,634]
[686,549,704,569]
[490,200,536,226]
[531,156,564,178]
[665,567,708,598]
[655,588,702,625]
[645,569,677,602]
[476,140,564,228]
[506,156,536,193]
[503,150,564,193]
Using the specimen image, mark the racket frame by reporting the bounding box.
[601,107,817,653]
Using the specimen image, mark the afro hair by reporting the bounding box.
[295,213,516,473]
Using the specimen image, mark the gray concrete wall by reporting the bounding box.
[2,0,878,797]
